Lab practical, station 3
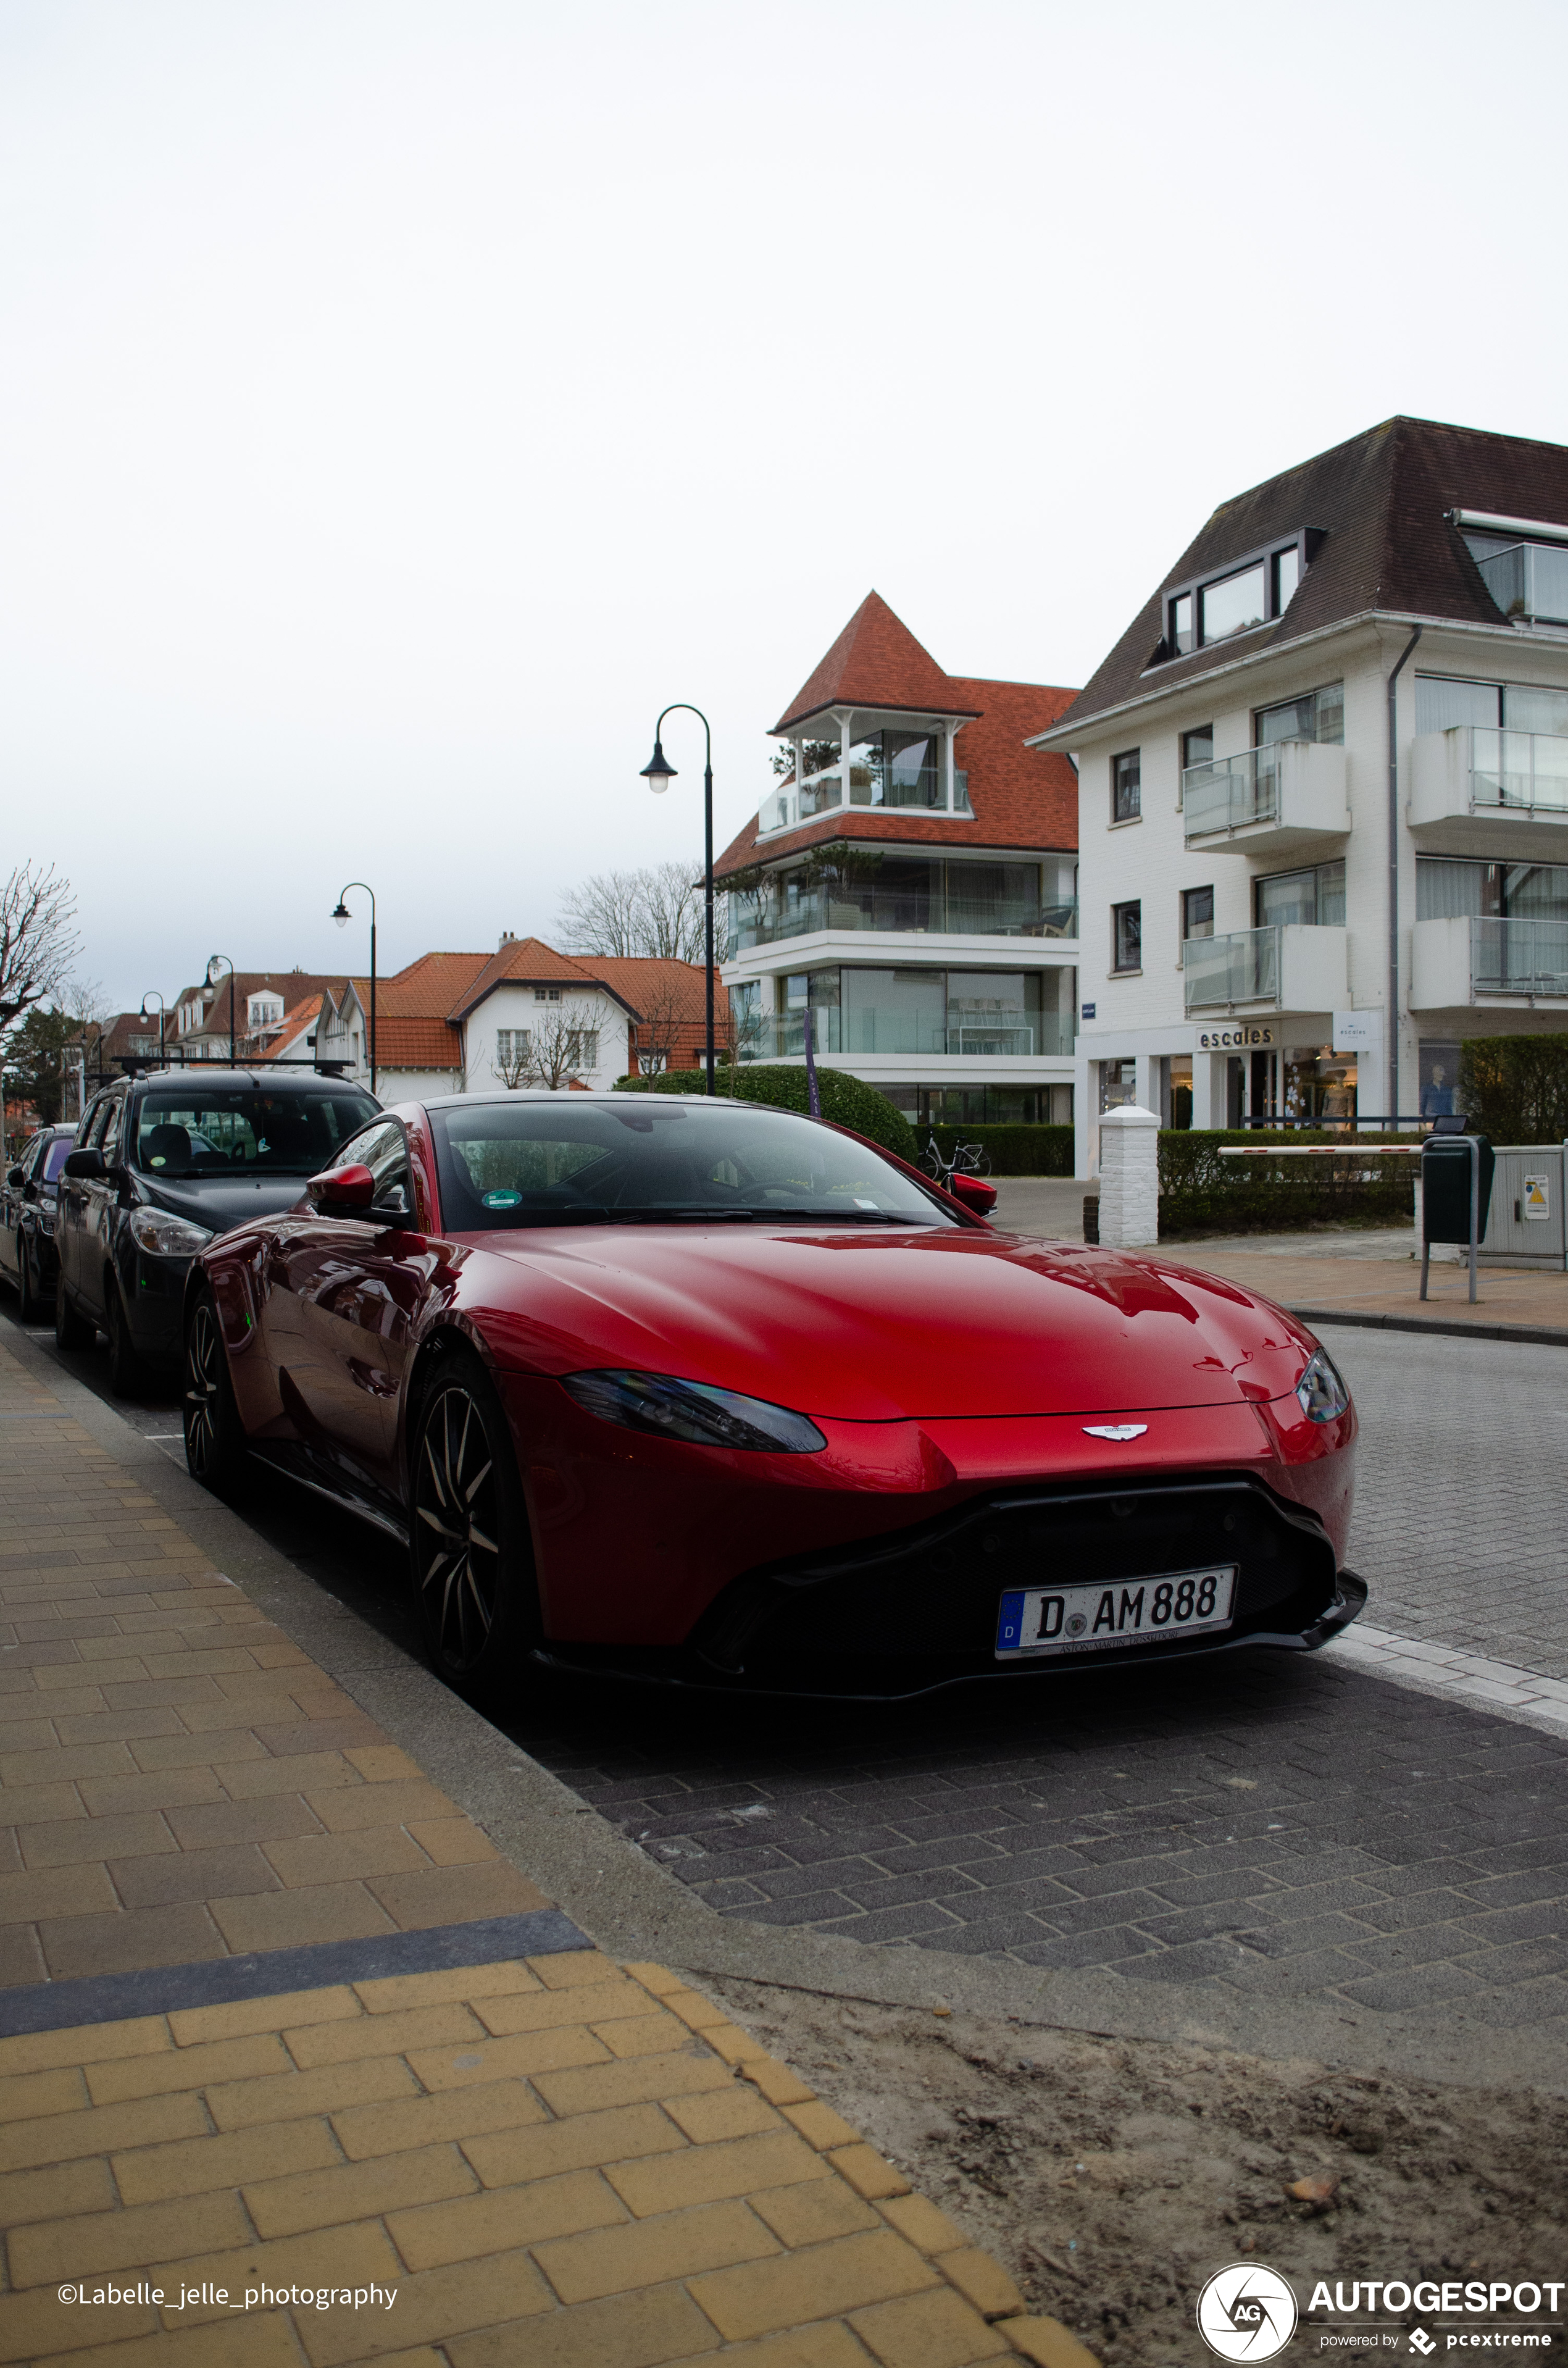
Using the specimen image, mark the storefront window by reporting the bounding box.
[1099,1059,1138,1115]
[1169,1055,1193,1129]
[1419,1041,1462,1119]
[1284,1044,1357,1127]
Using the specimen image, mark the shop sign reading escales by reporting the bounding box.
[1198,1026,1275,1050]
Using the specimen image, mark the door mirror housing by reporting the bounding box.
[6,1166,23,1189]
[307,1161,375,1213]
[63,1147,108,1181]
[948,1171,998,1218]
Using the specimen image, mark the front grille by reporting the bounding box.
[691,1475,1338,1690]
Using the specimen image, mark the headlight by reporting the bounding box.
[561,1369,826,1454]
[128,1207,214,1258]
[1295,1345,1351,1423]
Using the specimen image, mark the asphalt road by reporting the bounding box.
[18,1305,1568,2040]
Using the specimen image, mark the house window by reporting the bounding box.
[1273,547,1300,611]
[1164,535,1315,659]
[1182,885,1214,942]
[1200,562,1266,646]
[534,987,561,1005]
[1170,594,1194,657]
[1178,726,1212,810]
[1112,900,1141,973]
[1112,751,1141,823]
[1414,675,1568,737]
[496,1029,532,1065]
[566,1031,599,1071]
[1256,682,1344,746]
[1254,861,1345,928]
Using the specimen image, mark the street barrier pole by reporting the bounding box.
[1469,1137,1479,1306]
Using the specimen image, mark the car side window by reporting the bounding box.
[82,1099,109,1147]
[338,1118,412,1215]
[99,1100,124,1163]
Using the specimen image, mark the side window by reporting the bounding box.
[1112,750,1141,824]
[338,1118,412,1213]
[1112,900,1142,974]
[99,1100,124,1162]
[81,1098,108,1147]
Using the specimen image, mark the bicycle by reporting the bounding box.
[920,1132,992,1187]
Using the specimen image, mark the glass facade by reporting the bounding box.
[1416,858,1568,922]
[739,964,1077,1061]
[1463,533,1568,627]
[882,1084,1074,1125]
[727,856,1077,953]
[1416,674,1568,736]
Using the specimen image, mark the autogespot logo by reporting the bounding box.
[1198,2265,1300,2362]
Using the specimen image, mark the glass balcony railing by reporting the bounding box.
[737,1010,1073,1061]
[761,770,971,834]
[1182,742,1301,835]
[1472,915,1568,996]
[1474,543,1568,628]
[728,890,1077,953]
[1183,926,1279,1011]
[1469,726,1568,813]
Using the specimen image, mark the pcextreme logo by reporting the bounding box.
[1198,2265,1300,2361]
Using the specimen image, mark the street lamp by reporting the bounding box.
[139,992,166,1065]
[206,956,236,1066]
[331,883,377,1093]
[640,705,714,1094]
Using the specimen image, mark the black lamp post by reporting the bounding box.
[140,992,166,1064]
[640,705,714,1094]
[206,956,236,1065]
[332,883,377,1092]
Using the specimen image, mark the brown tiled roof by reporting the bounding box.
[446,937,609,1023]
[177,971,347,1040]
[360,950,492,1018]
[570,956,711,1021]
[773,592,977,733]
[1048,414,1568,738]
[375,1018,466,1069]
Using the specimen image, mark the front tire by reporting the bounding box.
[104,1283,146,1397]
[410,1352,540,1709]
[183,1285,245,1488]
[54,1279,94,1350]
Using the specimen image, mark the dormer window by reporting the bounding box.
[1453,510,1568,627]
[1160,530,1319,664]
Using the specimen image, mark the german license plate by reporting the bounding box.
[995,1565,1236,1659]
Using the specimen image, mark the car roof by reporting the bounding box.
[127,1069,372,1093]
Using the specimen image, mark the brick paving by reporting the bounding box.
[0,1331,1085,2368]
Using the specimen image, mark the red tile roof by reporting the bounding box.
[773,592,975,733]
[569,956,710,1021]
[446,937,609,1023]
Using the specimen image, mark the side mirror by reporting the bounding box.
[6,1166,23,1189]
[63,1147,107,1181]
[307,1161,375,1213]
[949,1171,998,1218]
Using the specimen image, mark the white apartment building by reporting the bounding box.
[716,592,1081,1128]
[1032,416,1568,1176]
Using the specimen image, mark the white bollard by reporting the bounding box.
[1098,1104,1161,1248]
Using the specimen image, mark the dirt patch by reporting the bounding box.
[704,1974,1566,2367]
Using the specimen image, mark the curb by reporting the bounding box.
[1290,1305,1568,1349]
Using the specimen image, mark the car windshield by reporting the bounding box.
[131,1087,378,1178]
[430,1098,956,1230]
[40,1137,73,1183]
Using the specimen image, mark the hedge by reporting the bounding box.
[917,1123,1075,1177]
[1157,1130,1420,1239]
[612,1065,916,1159]
[1458,1035,1568,1144]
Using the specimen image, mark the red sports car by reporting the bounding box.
[183,1093,1364,1703]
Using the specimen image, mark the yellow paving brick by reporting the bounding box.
[828,2144,912,2201]
[999,2321,1101,2368]
[17,1810,176,1867]
[343,1744,424,1784]
[10,2191,251,2286]
[209,1879,395,1955]
[386,2166,625,2271]
[533,2198,778,2305]
[285,1999,484,2069]
[0,2154,116,2230]
[299,2246,554,2366]
[0,2282,160,2365]
[42,2307,307,2368]
[751,2177,882,2248]
[620,1960,687,1996]
[0,2062,90,2120]
[783,2101,862,2153]
[528,2046,732,2119]
[740,2057,815,2107]
[353,1959,538,2014]
[849,2287,1012,2368]
[700,2019,772,2066]
[528,1948,615,1988]
[169,1984,362,2046]
[460,2099,688,2190]
[404,1818,497,1865]
[243,2140,478,2240]
[0,1741,134,1789]
[141,2220,405,2327]
[207,2052,420,2132]
[404,2022,611,2091]
[446,2283,719,2368]
[86,2031,292,2104]
[0,1861,119,1923]
[661,2327,870,2368]
[215,1751,361,1797]
[473,1975,653,2037]
[0,2088,207,2173]
[607,2128,829,2218]
[261,1826,435,1887]
[936,2253,1026,2323]
[878,2195,970,2256]
[112,2112,343,2205]
[665,2086,784,2144]
[594,2010,699,2061]
[312,1780,466,1834]
[658,1986,730,2031]
[690,2230,941,2343]
[332,2075,545,2161]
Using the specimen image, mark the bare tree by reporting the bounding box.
[556,861,707,964]
[491,1000,604,1092]
[0,868,79,1160]
[629,973,690,1076]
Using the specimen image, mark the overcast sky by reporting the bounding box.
[4,0,1567,1012]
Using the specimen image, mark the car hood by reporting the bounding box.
[136,1173,316,1236]
[469,1222,1316,1421]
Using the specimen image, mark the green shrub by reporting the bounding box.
[918,1123,1075,1177]
[1457,1035,1568,1144]
[1157,1130,1419,1239]
[612,1065,916,1158]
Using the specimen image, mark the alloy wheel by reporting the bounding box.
[185,1302,223,1477]
[415,1384,500,1671]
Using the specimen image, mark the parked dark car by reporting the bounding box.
[1,1124,77,1321]
[54,1070,379,1392]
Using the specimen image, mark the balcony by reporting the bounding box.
[1409,726,1568,859]
[759,768,970,837]
[1473,541,1568,627]
[738,1010,1073,1063]
[728,887,1077,954]
[1182,739,1350,856]
[1183,923,1348,1015]
[1412,914,1568,1010]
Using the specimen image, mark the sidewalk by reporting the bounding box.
[0,1336,1091,2368]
